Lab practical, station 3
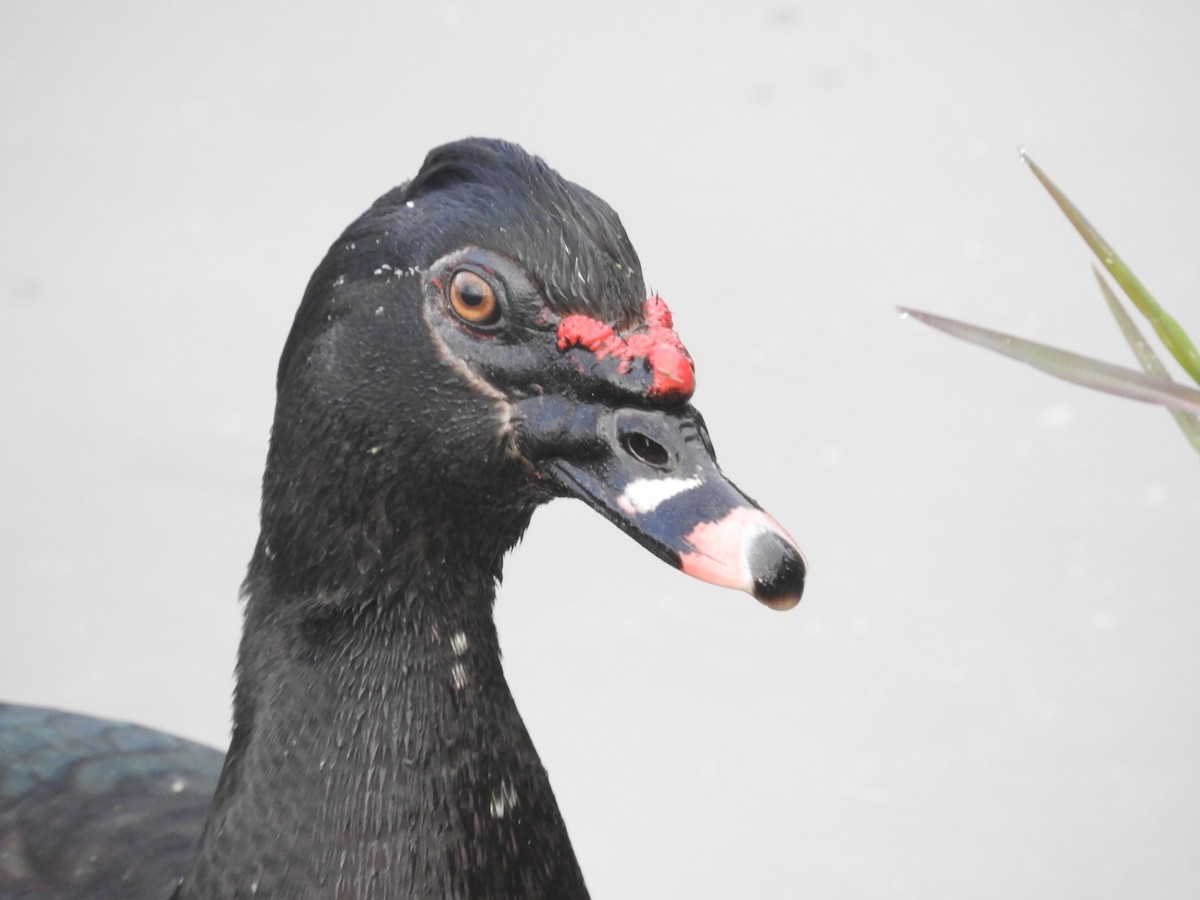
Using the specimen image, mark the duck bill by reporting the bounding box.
[513,397,806,610]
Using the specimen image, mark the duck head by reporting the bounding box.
[263,138,805,610]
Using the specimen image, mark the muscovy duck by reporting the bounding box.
[0,138,806,899]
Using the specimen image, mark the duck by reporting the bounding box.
[0,138,806,899]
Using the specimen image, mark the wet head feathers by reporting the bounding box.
[399,139,645,322]
[280,139,646,392]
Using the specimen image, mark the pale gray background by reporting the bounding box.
[3,1,1199,897]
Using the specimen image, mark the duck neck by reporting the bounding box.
[178,542,588,899]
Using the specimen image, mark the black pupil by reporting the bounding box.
[460,278,487,306]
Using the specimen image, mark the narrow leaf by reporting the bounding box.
[899,306,1200,416]
[1021,151,1200,385]
[1093,267,1200,454]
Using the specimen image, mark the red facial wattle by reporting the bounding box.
[556,295,695,401]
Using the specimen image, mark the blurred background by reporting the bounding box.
[2,1,1198,896]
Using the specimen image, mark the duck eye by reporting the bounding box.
[448,270,500,326]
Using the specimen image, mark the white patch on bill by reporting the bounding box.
[616,475,703,515]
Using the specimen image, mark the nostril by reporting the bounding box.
[621,431,671,469]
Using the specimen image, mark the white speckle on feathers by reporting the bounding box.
[490,779,518,818]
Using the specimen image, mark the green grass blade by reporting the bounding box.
[899,306,1200,415]
[1093,267,1200,454]
[1022,151,1200,385]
